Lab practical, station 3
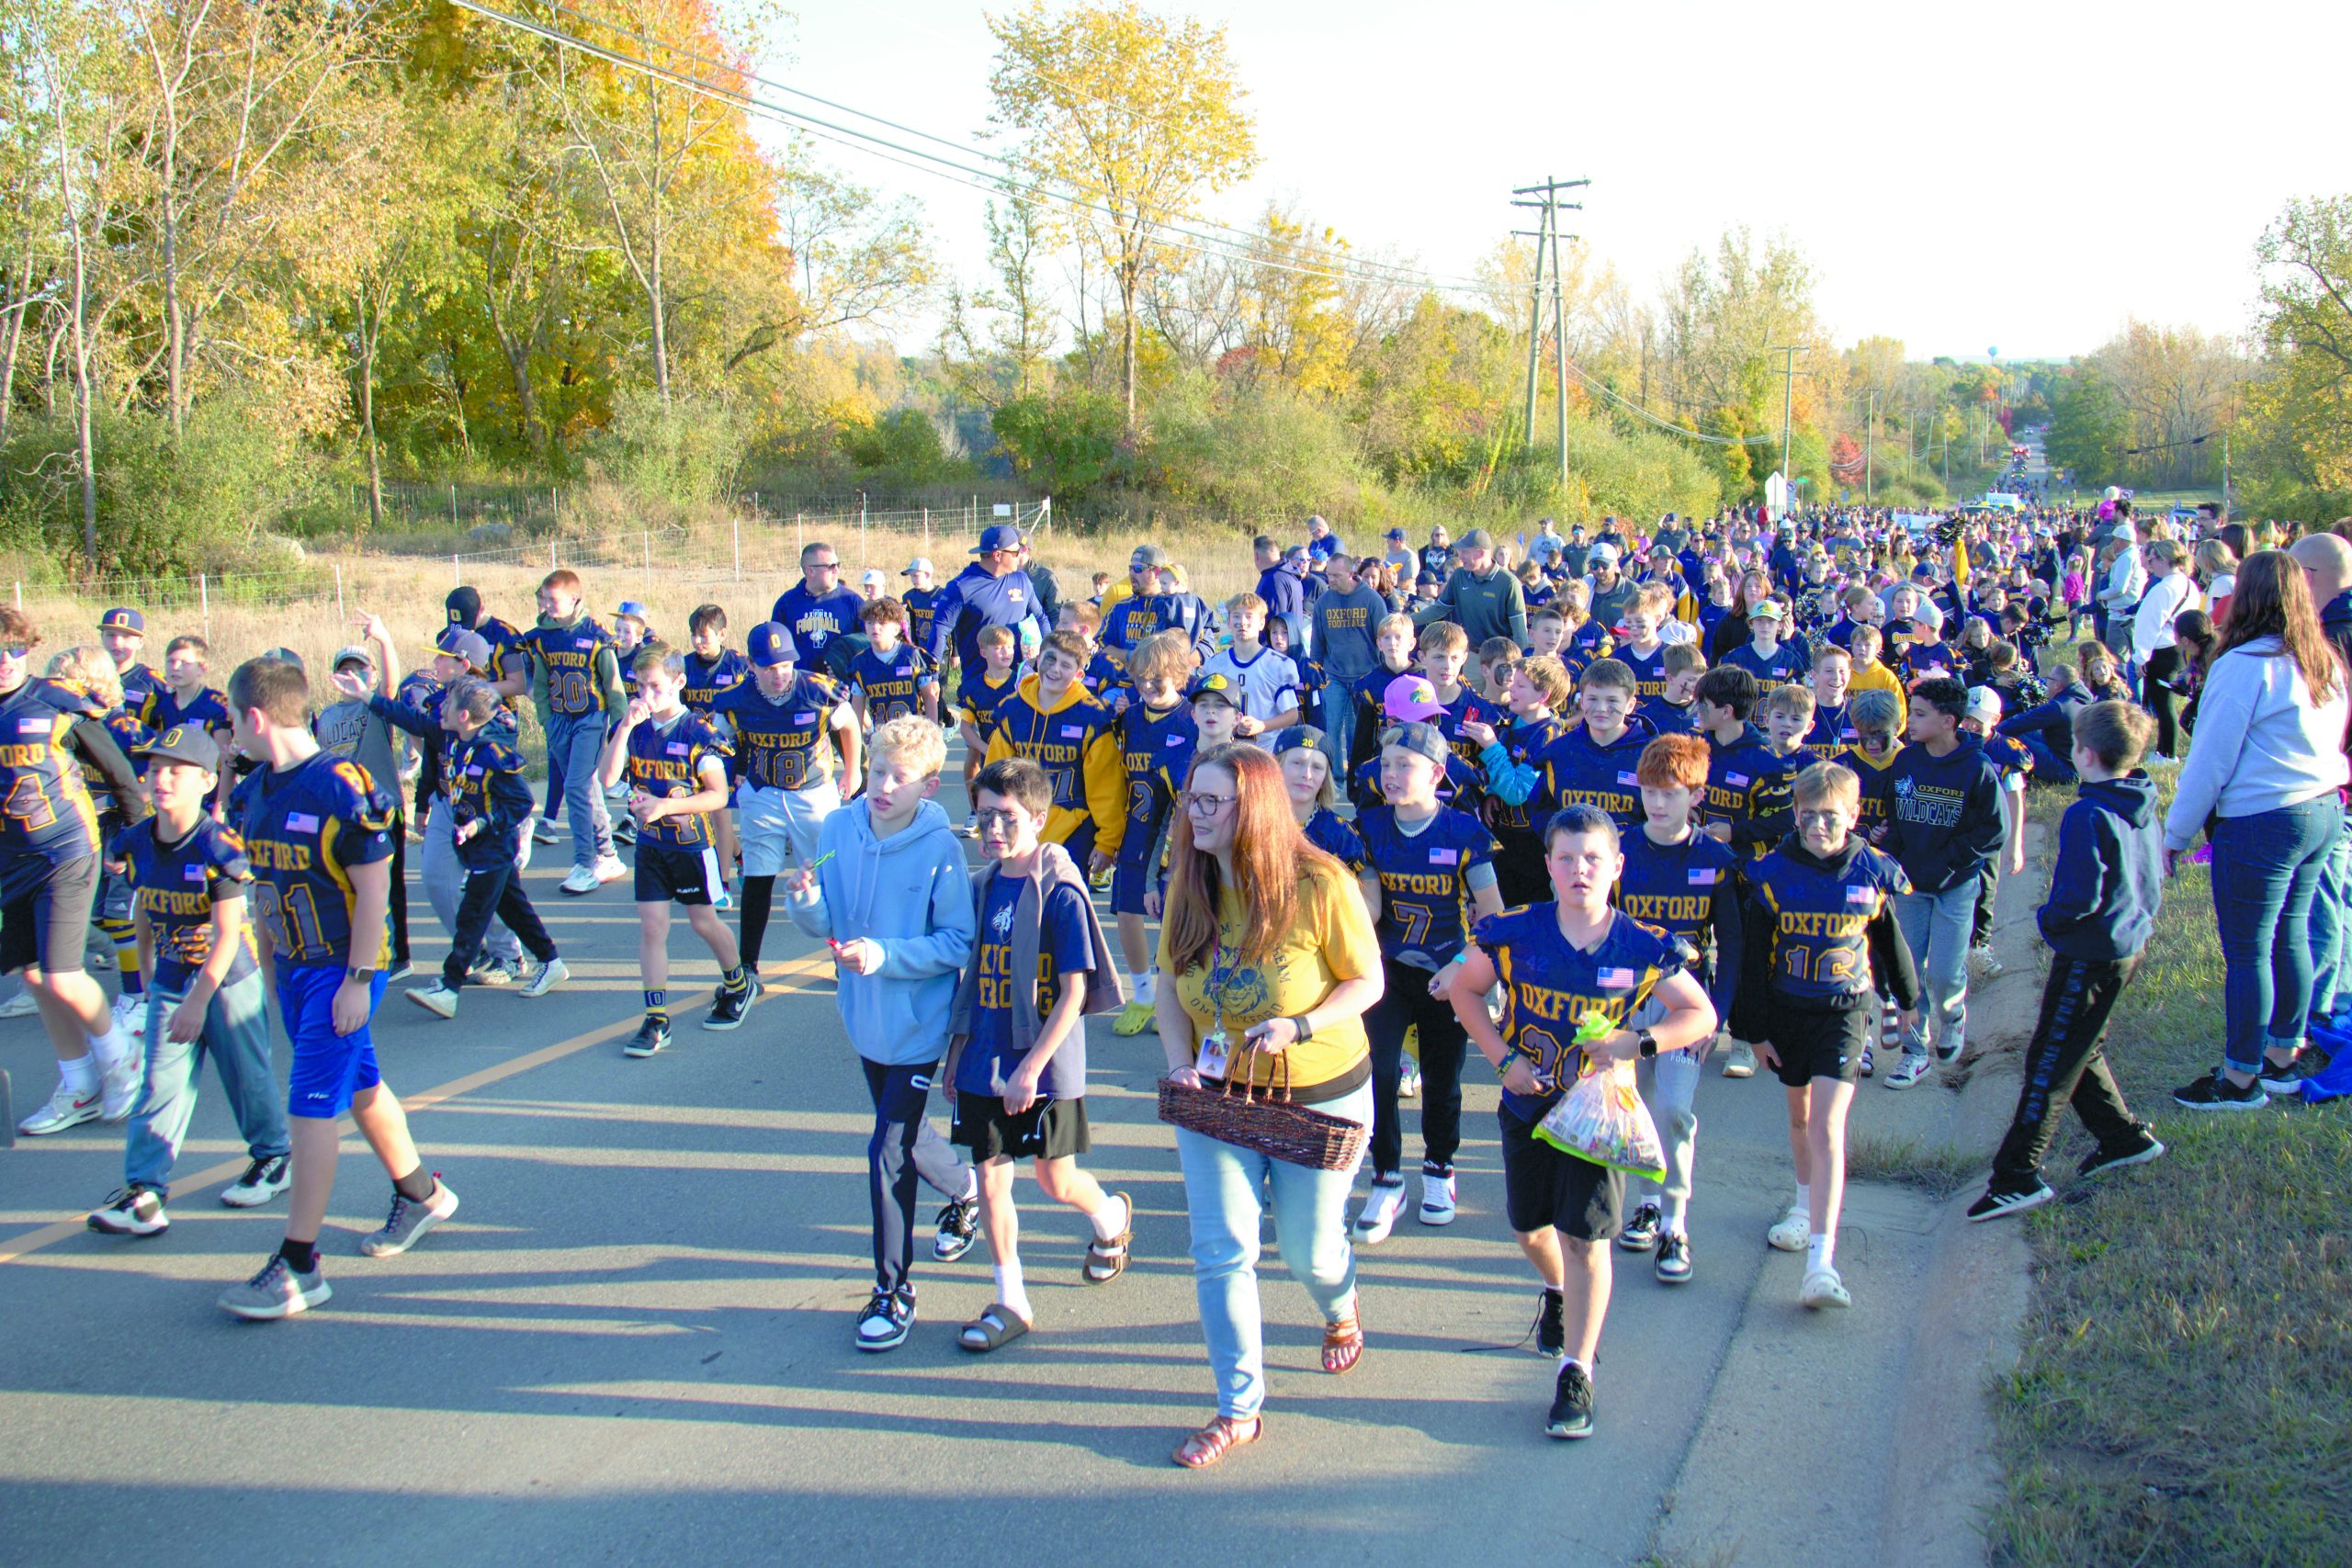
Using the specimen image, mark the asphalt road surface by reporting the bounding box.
[0,795,1968,1566]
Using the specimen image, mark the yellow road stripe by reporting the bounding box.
[0,949,834,1268]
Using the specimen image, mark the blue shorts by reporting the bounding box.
[279,964,390,1119]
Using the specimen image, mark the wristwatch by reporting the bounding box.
[1636,1027,1659,1059]
[346,966,379,983]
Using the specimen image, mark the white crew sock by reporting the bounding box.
[1791,1181,1811,1217]
[60,1053,97,1097]
[994,1260,1031,1323]
[1134,969,1156,1005]
[1660,1195,1689,1235]
[1088,1191,1130,1243]
[1808,1233,1837,1272]
[1558,1354,1591,1380]
[87,1026,131,1073]
[958,1168,979,1203]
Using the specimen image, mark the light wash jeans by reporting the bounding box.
[545,711,615,870]
[123,971,288,1197]
[1631,1047,1702,1218]
[1893,881,1978,1052]
[422,797,526,963]
[1175,1078,1372,1420]
[1318,686,1357,776]
[2305,808,2352,1021]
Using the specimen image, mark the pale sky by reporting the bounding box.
[775,0,2346,362]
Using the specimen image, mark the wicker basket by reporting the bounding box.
[1157,1048,1368,1172]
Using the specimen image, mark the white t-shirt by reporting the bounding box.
[2132,571,2199,660]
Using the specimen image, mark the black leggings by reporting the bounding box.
[739,874,776,971]
[2141,647,2183,759]
[1363,955,1469,1179]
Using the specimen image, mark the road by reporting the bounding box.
[0,787,2008,1566]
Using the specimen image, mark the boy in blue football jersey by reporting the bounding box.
[402,679,567,1018]
[1741,761,1921,1311]
[218,656,456,1321]
[1535,657,1653,829]
[501,569,626,895]
[1611,735,1743,1284]
[850,596,938,728]
[86,725,290,1239]
[1105,631,1198,1038]
[1354,721,1503,1244]
[1450,805,1717,1439]
[599,643,757,1055]
[712,623,861,982]
[954,624,1023,837]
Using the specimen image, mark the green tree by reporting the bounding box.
[987,0,1257,429]
[2043,368,2130,487]
[2241,196,2352,514]
[992,389,1125,499]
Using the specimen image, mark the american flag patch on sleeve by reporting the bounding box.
[1688,868,1717,886]
[1430,847,1458,865]
[1728,773,1749,786]
[287,813,319,832]
[1597,966,1637,988]
[1061,724,1085,739]
[1846,885,1876,905]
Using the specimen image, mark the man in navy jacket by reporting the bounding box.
[924,524,1048,698]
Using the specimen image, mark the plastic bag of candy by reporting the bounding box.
[1532,1017,1667,1180]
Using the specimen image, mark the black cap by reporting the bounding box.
[139,724,222,771]
[446,586,482,627]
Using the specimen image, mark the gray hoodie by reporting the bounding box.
[782,796,975,1066]
[947,841,1124,1099]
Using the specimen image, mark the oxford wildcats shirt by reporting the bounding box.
[1613,827,1743,1018]
[1740,837,1917,1013]
[110,814,258,993]
[1358,805,1497,966]
[1804,699,1858,762]
[1615,640,1670,700]
[848,641,934,726]
[1474,905,1686,1119]
[624,709,731,849]
[0,677,112,880]
[232,753,395,968]
[136,682,230,739]
[1100,592,1170,670]
[680,648,750,715]
[711,673,843,793]
[1119,700,1195,856]
[1703,723,1798,858]
[1536,718,1656,827]
[525,616,616,717]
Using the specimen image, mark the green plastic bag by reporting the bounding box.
[1532,1012,1668,1180]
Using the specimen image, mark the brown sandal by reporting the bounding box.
[1081,1190,1134,1284]
[1171,1413,1262,1469]
[1321,1300,1364,1374]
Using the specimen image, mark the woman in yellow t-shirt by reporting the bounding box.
[1154,742,1383,1469]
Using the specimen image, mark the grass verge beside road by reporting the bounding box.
[1991,771,2352,1568]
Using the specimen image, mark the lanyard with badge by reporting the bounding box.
[1197,931,1237,1080]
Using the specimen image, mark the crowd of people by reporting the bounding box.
[4,479,2346,1465]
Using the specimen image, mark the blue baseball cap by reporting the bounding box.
[747,622,795,668]
[1271,727,1328,756]
[615,600,650,623]
[971,523,1023,555]
[97,607,143,634]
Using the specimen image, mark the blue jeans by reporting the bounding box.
[2211,798,2339,1072]
[1318,683,1357,774]
[2018,734,2076,786]
[2304,809,2352,1020]
[1174,1078,1371,1420]
[545,711,615,870]
[1893,881,1978,1050]
[123,970,288,1197]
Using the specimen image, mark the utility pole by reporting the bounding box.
[1770,344,1802,487]
[1513,175,1589,486]
[1865,391,1876,506]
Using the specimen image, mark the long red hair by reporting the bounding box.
[1159,743,1340,976]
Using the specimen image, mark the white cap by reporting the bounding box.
[861,568,887,588]
[1589,542,1620,565]
[1964,687,2002,724]
[901,556,934,578]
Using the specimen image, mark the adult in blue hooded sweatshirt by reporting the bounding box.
[925,524,1048,699]
[781,736,981,1350]
[1874,677,2006,1085]
[1971,700,2166,1220]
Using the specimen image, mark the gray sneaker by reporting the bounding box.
[219,1254,331,1320]
[358,1179,459,1258]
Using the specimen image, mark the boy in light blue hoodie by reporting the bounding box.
[783,716,983,1352]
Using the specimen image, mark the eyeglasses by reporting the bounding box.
[0,645,26,660]
[806,560,840,571]
[972,808,1026,831]
[1180,790,1236,815]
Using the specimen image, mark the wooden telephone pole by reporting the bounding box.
[1513,175,1589,484]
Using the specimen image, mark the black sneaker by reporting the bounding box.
[625,1016,673,1058]
[1533,1287,1566,1358]
[1545,1361,1595,1439]
[2078,1132,2166,1179]
[1965,1179,2054,1223]
[2172,1070,2268,1111]
[933,1195,980,1262]
[2257,1051,2324,1096]
[702,982,752,1031]
[1654,1232,1693,1284]
[854,1288,915,1352]
[1616,1201,1662,1253]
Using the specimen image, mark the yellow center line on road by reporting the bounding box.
[0,948,837,1269]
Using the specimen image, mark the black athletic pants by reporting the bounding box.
[1363,955,1468,1179]
[2142,646,2183,759]
[863,1059,973,1298]
[441,857,557,987]
[1991,954,2142,1183]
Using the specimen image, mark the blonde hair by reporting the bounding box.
[47,645,124,711]
[1126,629,1197,685]
[1375,611,1418,640]
[869,715,949,780]
[1418,620,1469,656]
[1766,683,1816,721]
[1792,760,1860,813]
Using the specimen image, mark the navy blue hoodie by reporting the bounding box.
[2039,773,2164,962]
[1881,735,2007,895]
[1996,682,2090,761]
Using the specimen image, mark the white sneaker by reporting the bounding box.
[1398,1066,1422,1099]
[99,1056,143,1121]
[1720,1040,1757,1078]
[559,865,601,896]
[1800,1266,1852,1310]
[518,957,569,998]
[110,992,150,1035]
[532,818,560,844]
[593,854,628,886]
[1766,1203,1808,1252]
[1419,1170,1457,1226]
[1353,1178,1408,1245]
[1883,1050,1931,1089]
[0,989,38,1019]
[1934,1028,1966,1066]
[960,813,979,838]
[220,1154,291,1208]
[405,980,459,1019]
[1970,944,2003,977]
[17,1079,102,1135]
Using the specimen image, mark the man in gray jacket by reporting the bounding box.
[1413,527,1528,647]
[1312,555,1387,765]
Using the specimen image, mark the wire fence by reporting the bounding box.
[2,498,1057,641]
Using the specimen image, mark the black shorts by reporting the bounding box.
[1769,1005,1872,1088]
[633,841,721,907]
[953,1094,1091,1162]
[0,852,99,975]
[1498,1103,1623,1242]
